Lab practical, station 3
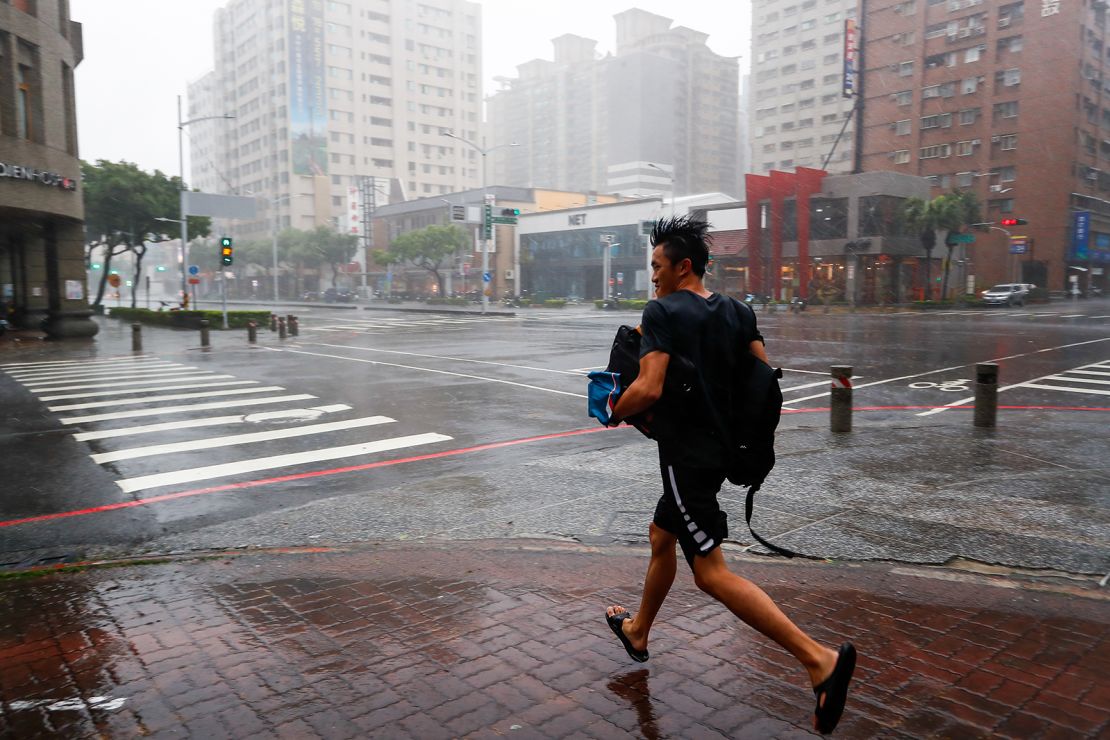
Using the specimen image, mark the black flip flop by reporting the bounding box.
[813,642,857,734]
[606,612,649,663]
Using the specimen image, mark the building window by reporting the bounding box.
[961,76,980,94]
[920,144,952,159]
[895,119,912,135]
[997,134,1017,150]
[921,113,953,129]
[990,198,1015,212]
[958,108,979,125]
[996,166,1017,181]
[956,140,978,156]
[810,198,849,239]
[997,35,1023,53]
[894,90,913,106]
[993,100,1019,119]
[898,61,914,76]
[893,149,911,164]
[956,171,975,187]
[964,44,985,63]
[996,68,1021,87]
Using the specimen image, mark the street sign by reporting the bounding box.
[950,234,975,244]
[490,216,518,225]
[640,220,656,236]
[188,277,200,285]
[1010,236,1028,255]
[188,265,200,276]
[450,205,466,222]
[107,274,121,288]
[482,204,492,239]
[482,272,492,283]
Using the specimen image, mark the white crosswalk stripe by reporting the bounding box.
[26,372,222,392]
[115,433,452,493]
[47,386,287,412]
[91,415,397,464]
[72,404,353,441]
[7,363,185,381]
[36,379,260,402]
[0,355,155,369]
[58,394,319,424]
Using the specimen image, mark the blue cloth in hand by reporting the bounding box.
[587,370,622,426]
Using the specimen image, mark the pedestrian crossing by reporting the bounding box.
[1012,360,1110,397]
[300,312,602,335]
[1,354,453,495]
[886,309,1109,320]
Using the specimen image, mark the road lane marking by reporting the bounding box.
[8,365,187,383]
[1021,383,1110,396]
[37,379,258,401]
[1060,314,1086,318]
[917,358,1110,415]
[1091,315,1110,319]
[306,342,589,377]
[26,372,222,392]
[72,404,353,441]
[91,415,397,463]
[0,355,153,368]
[1070,369,1110,376]
[278,347,586,398]
[783,377,865,392]
[1045,374,1110,385]
[48,386,287,412]
[6,696,127,711]
[59,394,318,424]
[4,357,170,373]
[114,432,453,493]
[784,337,1110,407]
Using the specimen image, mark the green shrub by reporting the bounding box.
[543,299,567,308]
[621,299,648,311]
[108,307,271,329]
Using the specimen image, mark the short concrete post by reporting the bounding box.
[199,319,211,348]
[270,314,278,332]
[277,316,287,339]
[247,320,257,344]
[974,363,999,428]
[830,365,853,433]
[288,315,299,337]
[131,323,142,352]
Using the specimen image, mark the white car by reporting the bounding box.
[981,283,1034,307]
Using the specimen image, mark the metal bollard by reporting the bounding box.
[974,362,999,428]
[830,365,853,433]
[277,316,287,339]
[289,315,299,337]
[247,320,257,344]
[199,319,211,348]
[131,323,142,352]
[270,313,278,332]
[286,314,295,334]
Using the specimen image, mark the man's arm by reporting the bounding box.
[749,339,769,364]
[610,350,669,425]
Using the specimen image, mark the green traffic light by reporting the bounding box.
[91,263,102,270]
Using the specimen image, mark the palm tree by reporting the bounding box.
[900,192,979,302]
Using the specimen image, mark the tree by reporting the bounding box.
[373,224,469,296]
[304,226,359,288]
[901,195,981,306]
[82,160,210,308]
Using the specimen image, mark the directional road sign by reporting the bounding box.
[490,216,518,225]
[949,234,976,243]
[188,265,200,276]
[482,272,492,283]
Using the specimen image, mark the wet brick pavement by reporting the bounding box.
[0,541,1107,739]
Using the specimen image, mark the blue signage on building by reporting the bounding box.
[1071,210,1091,260]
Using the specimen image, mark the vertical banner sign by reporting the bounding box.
[346,186,362,236]
[289,0,327,175]
[843,19,858,98]
[1072,210,1091,260]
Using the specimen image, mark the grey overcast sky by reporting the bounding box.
[70,0,748,178]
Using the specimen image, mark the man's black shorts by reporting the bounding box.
[653,456,729,569]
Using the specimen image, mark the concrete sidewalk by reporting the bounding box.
[1,542,1106,738]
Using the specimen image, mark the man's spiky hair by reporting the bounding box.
[650,215,713,277]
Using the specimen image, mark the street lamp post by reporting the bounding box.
[441,131,519,314]
[647,163,676,217]
[177,95,234,302]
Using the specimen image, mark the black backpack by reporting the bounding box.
[602,324,696,442]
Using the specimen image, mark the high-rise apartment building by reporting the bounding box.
[749,0,859,175]
[862,0,1110,293]
[188,0,483,240]
[487,9,741,198]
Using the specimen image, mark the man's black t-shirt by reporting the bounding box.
[639,291,763,469]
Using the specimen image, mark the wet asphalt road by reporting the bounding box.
[0,299,1107,567]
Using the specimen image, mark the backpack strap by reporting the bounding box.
[745,484,831,560]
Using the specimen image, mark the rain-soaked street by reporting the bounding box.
[1,302,1107,570]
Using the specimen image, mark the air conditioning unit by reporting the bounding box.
[999,17,1011,27]
[958,28,972,38]
[991,135,1001,143]
[504,269,515,280]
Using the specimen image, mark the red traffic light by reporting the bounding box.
[999,218,1027,226]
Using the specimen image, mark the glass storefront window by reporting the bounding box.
[859,195,910,237]
[810,198,848,239]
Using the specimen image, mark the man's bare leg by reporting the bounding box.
[605,523,678,653]
[691,549,838,687]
